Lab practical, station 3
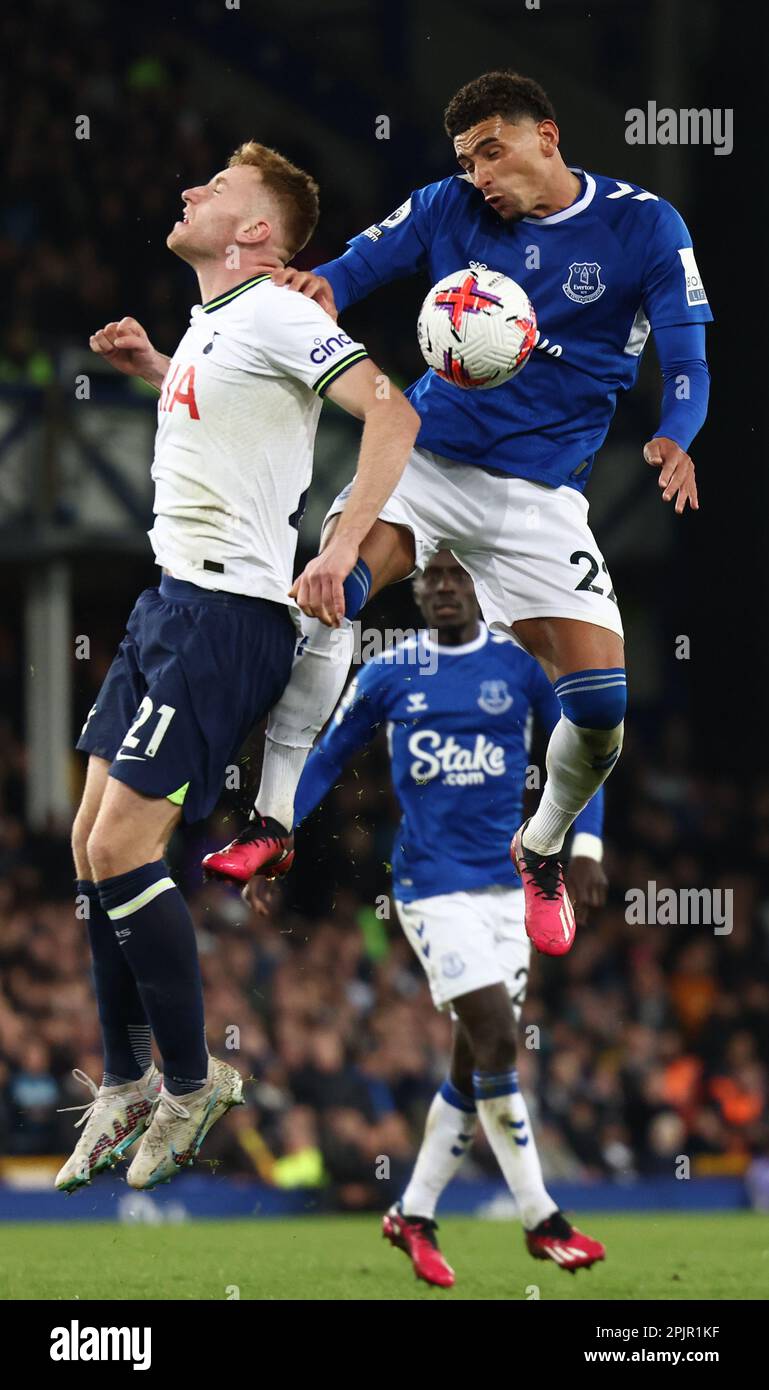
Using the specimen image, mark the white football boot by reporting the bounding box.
[126,1057,245,1190]
[55,1064,161,1192]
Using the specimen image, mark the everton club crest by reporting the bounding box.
[478,679,513,715]
[562,262,606,305]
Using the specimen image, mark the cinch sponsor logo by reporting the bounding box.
[408,730,506,785]
[309,331,353,365]
[50,1320,151,1371]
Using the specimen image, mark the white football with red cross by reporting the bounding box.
[417,267,537,389]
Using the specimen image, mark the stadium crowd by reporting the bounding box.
[1,0,765,1213]
[0,0,415,387]
[1,647,768,1207]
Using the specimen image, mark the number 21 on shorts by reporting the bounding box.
[118,696,176,759]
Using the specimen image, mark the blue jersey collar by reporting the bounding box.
[522,169,596,225]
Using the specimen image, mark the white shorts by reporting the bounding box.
[324,446,623,647]
[395,886,530,1020]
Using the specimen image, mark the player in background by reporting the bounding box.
[204,71,711,962]
[59,142,419,1193]
[248,552,608,1283]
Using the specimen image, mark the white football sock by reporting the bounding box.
[255,616,354,830]
[474,1074,557,1230]
[523,715,623,856]
[401,1086,478,1220]
[255,740,310,833]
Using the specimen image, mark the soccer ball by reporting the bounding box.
[417,267,537,389]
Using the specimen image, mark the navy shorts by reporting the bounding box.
[77,575,297,823]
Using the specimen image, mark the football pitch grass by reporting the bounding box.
[0,1212,765,1300]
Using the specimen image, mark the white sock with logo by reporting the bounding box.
[400,1081,478,1219]
[255,616,354,830]
[524,715,624,856]
[473,1070,557,1230]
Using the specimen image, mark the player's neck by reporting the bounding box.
[529,162,582,219]
[435,619,481,647]
[194,256,285,306]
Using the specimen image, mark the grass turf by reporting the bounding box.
[0,1213,765,1301]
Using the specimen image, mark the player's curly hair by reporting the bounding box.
[228,141,319,260]
[444,72,556,139]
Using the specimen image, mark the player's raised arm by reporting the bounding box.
[273,182,441,315]
[89,316,170,390]
[252,283,419,625]
[290,358,420,625]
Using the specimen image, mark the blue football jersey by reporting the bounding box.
[315,170,713,490]
[294,625,603,903]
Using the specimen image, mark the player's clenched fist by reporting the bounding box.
[271,267,338,321]
[89,317,168,389]
[643,435,699,514]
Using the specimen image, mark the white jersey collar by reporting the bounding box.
[522,169,596,225]
[420,624,489,656]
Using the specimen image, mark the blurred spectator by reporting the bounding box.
[7,1039,60,1153]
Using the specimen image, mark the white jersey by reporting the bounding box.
[148,273,367,607]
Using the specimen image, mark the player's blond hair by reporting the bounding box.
[228,141,319,260]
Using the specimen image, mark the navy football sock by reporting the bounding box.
[342,558,372,619]
[78,880,152,1085]
[97,862,208,1096]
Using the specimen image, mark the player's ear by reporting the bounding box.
[537,119,559,154]
[238,217,271,246]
